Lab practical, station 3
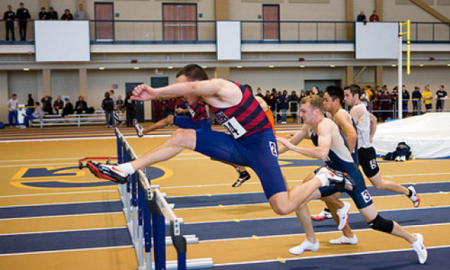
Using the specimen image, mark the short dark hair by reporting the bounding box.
[344,84,362,96]
[243,84,253,92]
[325,85,344,102]
[176,64,208,81]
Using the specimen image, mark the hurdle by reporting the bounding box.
[114,127,213,270]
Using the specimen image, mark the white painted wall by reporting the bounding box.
[229,67,345,92]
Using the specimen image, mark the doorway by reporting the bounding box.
[94,2,114,41]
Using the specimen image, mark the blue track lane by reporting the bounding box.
[182,207,450,241]
[0,228,131,254]
[0,201,123,219]
[213,246,450,270]
[0,182,449,219]
[168,182,450,209]
[0,207,448,254]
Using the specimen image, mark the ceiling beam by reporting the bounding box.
[409,0,450,23]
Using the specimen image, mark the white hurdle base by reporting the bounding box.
[138,258,214,270]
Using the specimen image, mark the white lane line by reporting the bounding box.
[0,189,117,198]
[0,199,120,209]
[0,211,123,221]
[0,245,134,256]
[0,226,127,236]
[156,179,450,190]
[182,205,450,224]
[202,222,450,244]
[214,244,450,267]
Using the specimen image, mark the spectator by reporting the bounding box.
[117,95,124,112]
[53,96,64,115]
[263,90,271,104]
[369,10,380,22]
[27,93,34,112]
[279,90,289,124]
[41,96,53,114]
[401,85,410,117]
[47,7,58,20]
[62,98,74,117]
[61,9,73,21]
[436,85,448,112]
[364,85,374,102]
[124,92,136,127]
[74,3,88,20]
[256,87,264,98]
[16,2,30,41]
[379,88,391,120]
[24,102,44,127]
[75,96,87,114]
[311,85,322,97]
[289,90,299,121]
[422,84,433,112]
[356,11,367,22]
[38,7,47,20]
[102,91,115,128]
[411,86,422,115]
[109,90,117,111]
[8,93,19,127]
[3,5,15,41]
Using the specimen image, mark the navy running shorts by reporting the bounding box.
[174,115,211,130]
[318,165,373,209]
[194,128,286,199]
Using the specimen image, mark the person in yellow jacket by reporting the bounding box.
[422,85,433,112]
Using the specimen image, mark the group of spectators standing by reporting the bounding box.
[361,84,447,120]
[7,93,91,127]
[357,10,380,22]
[258,87,312,124]
[3,3,88,41]
[101,90,137,128]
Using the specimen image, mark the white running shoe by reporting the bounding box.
[134,122,144,137]
[289,239,319,255]
[411,233,427,264]
[329,235,358,245]
[336,201,351,230]
[408,186,420,207]
[311,208,333,221]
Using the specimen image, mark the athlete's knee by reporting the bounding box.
[272,203,292,216]
[269,194,292,215]
[163,114,174,125]
[368,214,394,233]
[168,128,195,147]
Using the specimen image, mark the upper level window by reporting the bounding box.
[163,3,197,41]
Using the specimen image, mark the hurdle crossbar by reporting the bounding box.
[114,128,213,270]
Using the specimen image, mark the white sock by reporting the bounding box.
[117,162,135,176]
[316,174,329,187]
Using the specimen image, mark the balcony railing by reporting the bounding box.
[0,20,448,44]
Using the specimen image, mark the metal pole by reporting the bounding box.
[398,34,403,120]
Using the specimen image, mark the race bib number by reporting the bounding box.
[188,106,195,118]
[269,141,278,157]
[369,159,377,170]
[361,189,372,203]
[222,117,247,139]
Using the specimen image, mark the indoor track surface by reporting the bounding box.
[0,125,449,270]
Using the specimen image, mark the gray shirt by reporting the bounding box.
[74,10,88,20]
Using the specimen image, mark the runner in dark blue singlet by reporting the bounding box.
[276,95,427,264]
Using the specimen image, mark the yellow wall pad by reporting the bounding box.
[166,224,450,265]
[0,246,137,270]
[0,190,120,207]
[175,193,449,224]
[0,213,126,234]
